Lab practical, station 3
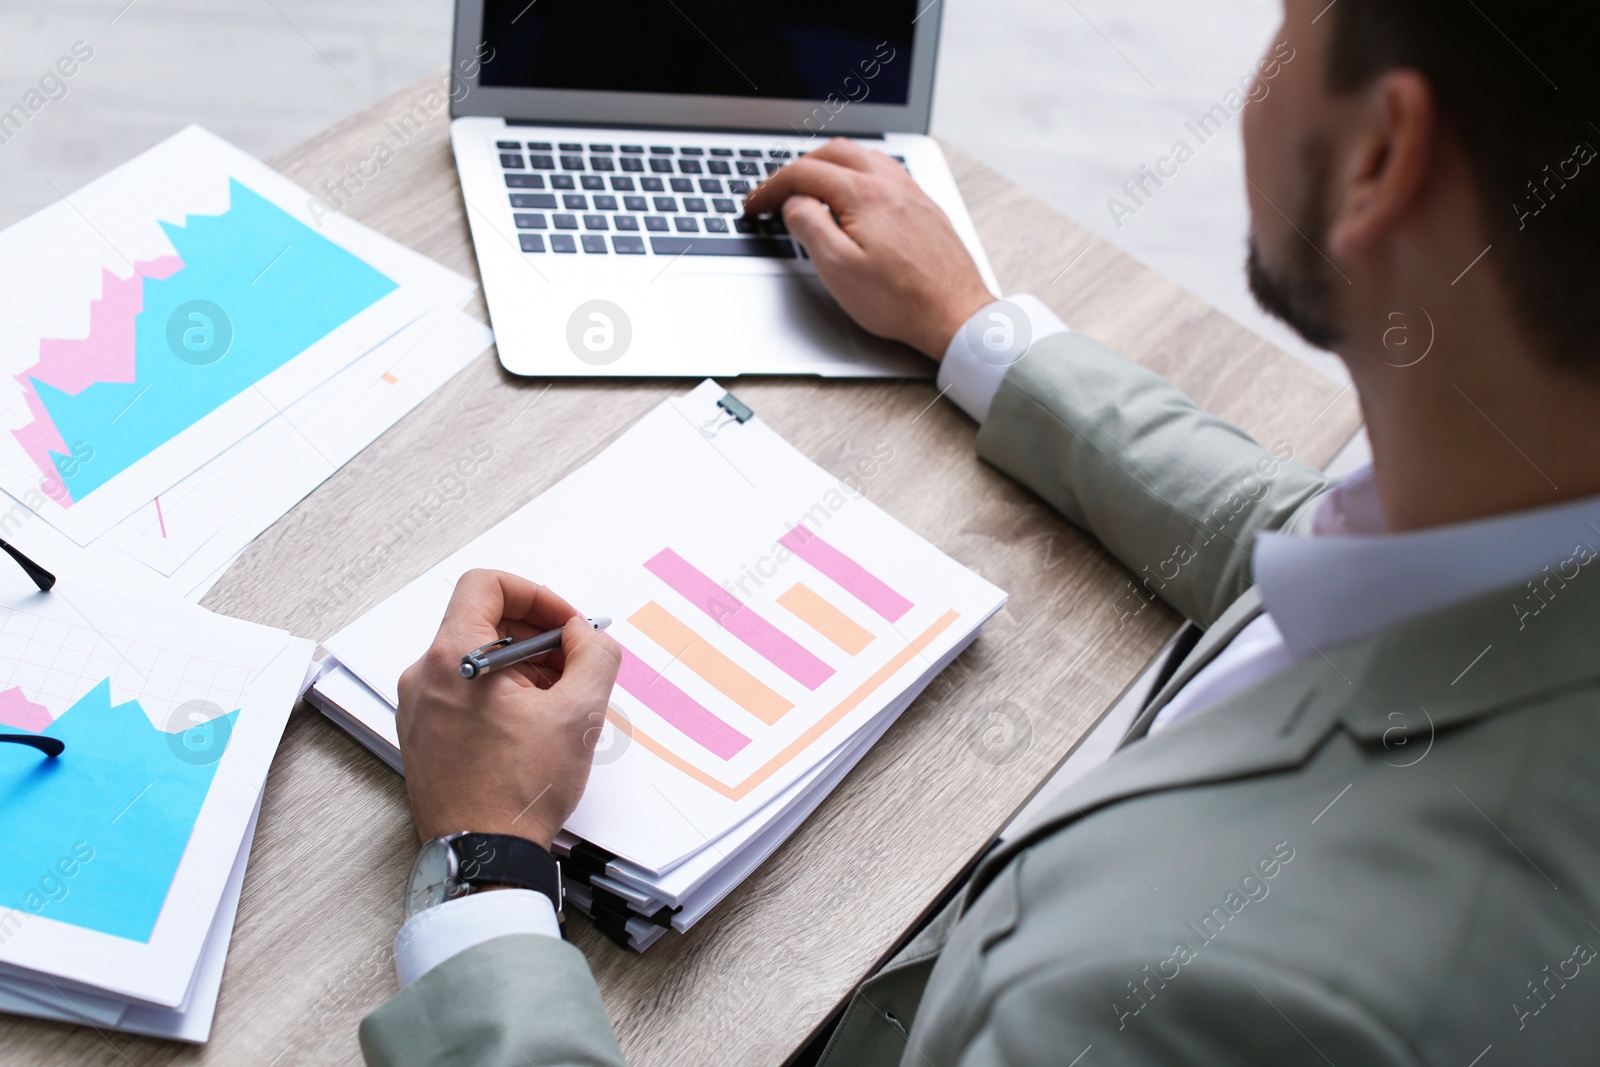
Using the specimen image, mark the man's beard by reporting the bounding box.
[1246,136,1343,351]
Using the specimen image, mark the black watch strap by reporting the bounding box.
[451,833,563,918]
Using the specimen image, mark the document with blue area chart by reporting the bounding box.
[0,580,312,1008]
[0,125,472,544]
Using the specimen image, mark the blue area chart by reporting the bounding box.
[0,680,237,943]
[29,179,397,501]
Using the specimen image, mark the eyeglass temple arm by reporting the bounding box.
[0,734,64,757]
[0,539,55,592]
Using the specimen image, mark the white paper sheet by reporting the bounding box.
[0,581,312,1006]
[326,380,1006,873]
[0,790,261,1042]
[0,125,473,543]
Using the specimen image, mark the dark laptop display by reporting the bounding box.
[478,0,916,105]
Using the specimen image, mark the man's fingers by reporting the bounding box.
[553,615,623,699]
[435,569,580,651]
[743,157,866,219]
[781,195,861,264]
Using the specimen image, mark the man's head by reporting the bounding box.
[1243,0,1600,376]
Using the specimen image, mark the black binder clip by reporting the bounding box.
[698,392,755,439]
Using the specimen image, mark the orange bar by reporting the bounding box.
[610,609,960,801]
[777,583,874,655]
[628,601,794,725]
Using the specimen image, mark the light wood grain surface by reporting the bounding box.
[1,70,1359,1065]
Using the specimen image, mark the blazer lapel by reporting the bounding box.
[1120,588,1266,745]
[965,571,1600,908]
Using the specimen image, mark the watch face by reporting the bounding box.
[404,837,458,919]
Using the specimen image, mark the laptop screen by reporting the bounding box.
[478,0,917,105]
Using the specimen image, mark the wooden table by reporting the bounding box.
[4,70,1359,1065]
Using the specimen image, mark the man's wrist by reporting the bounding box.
[937,294,1071,423]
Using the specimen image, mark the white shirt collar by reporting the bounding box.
[1253,465,1600,660]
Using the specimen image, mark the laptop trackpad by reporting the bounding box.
[661,274,928,378]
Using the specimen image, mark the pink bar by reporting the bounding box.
[615,646,751,761]
[779,527,914,622]
[645,548,834,690]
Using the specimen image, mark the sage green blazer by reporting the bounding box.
[362,333,1600,1066]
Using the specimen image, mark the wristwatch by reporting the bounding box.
[404,832,564,923]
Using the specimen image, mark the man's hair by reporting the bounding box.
[1327,2,1600,374]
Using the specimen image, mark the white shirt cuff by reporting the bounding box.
[394,889,561,988]
[937,293,1069,423]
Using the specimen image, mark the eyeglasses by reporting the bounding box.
[0,540,60,758]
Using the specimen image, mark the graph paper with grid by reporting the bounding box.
[0,604,252,731]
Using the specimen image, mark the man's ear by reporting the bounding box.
[1328,70,1438,258]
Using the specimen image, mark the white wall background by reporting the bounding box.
[0,0,1344,385]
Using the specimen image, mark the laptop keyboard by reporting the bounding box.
[494,139,904,258]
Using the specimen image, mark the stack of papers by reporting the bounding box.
[0,126,491,604]
[0,582,312,1039]
[0,126,487,1040]
[310,381,1007,949]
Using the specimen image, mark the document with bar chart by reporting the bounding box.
[324,379,1007,873]
[0,125,469,544]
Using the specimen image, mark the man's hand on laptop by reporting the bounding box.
[395,569,622,850]
[744,138,993,360]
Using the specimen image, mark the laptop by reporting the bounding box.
[447,0,1000,378]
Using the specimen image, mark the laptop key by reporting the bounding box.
[653,196,678,212]
[674,216,699,232]
[621,145,645,154]
[624,195,648,211]
[613,235,647,254]
[611,176,636,191]
[559,142,583,152]
[581,175,605,190]
[733,217,757,233]
[644,216,670,232]
[560,155,586,170]
[649,158,674,173]
[529,155,556,170]
[581,234,608,253]
[496,140,521,150]
[708,160,731,175]
[739,148,763,157]
[614,215,640,231]
[729,179,751,194]
[499,154,526,169]
[552,174,576,189]
[620,157,644,172]
[583,214,609,230]
[551,233,577,253]
[769,149,793,159]
[710,148,734,157]
[700,178,724,193]
[519,233,546,252]
[511,193,557,208]
[554,214,579,229]
[713,198,736,213]
[736,161,760,176]
[678,159,703,175]
[670,178,693,192]
[762,216,789,235]
[589,143,614,153]
[591,156,615,172]
[650,146,675,154]
[641,177,664,192]
[513,213,548,229]
[528,141,553,151]
[680,147,704,157]
[705,217,729,233]
[563,194,587,209]
[649,236,796,258]
[684,198,707,213]
[764,161,782,175]
[594,194,618,211]
[505,174,546,189]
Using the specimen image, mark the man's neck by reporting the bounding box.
[1350,324,1600,533]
